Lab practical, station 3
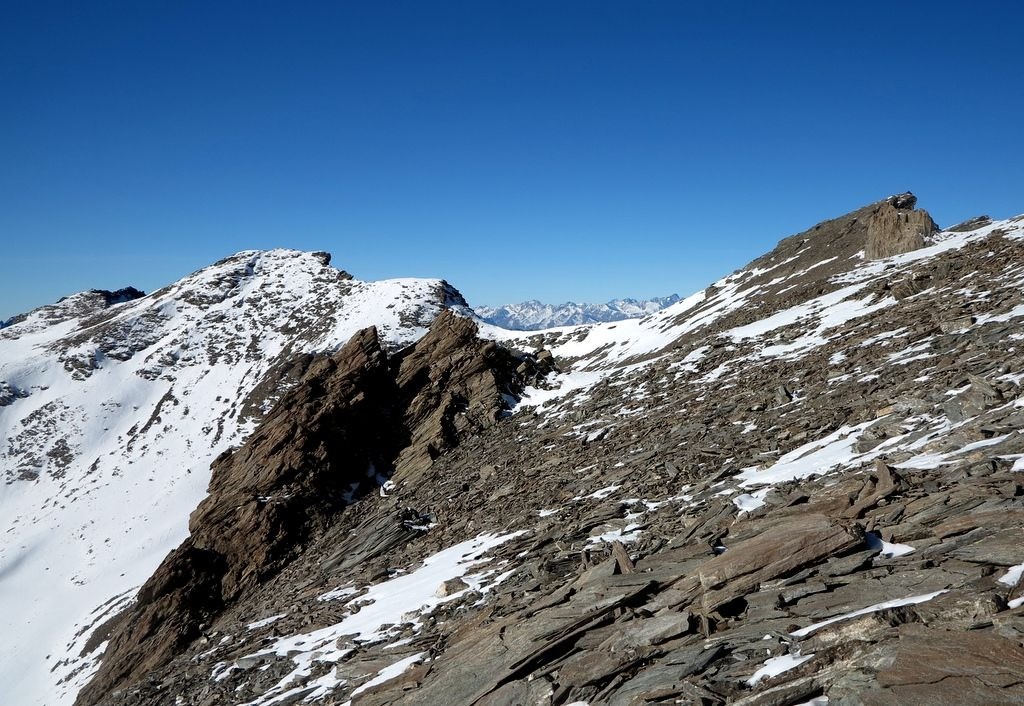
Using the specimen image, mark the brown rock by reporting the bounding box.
[865,194,938,260]
[77,313,528,706]
[866,625,1024,704]
[697,514,860,612]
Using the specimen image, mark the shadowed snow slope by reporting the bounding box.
[0,249,470,706]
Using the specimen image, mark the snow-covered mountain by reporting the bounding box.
[66,195,1024,706]
[0,249,471,706]
[7,195,1024,706]
[474,294,681,330]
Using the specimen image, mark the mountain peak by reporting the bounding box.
[0,248,481,705]
[4,207,1024,706]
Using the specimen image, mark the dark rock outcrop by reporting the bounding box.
[91,287,146,306]
[0,380,28,406]
[76,312,533,706]
[948,214,993,233]
[390,312,525,481]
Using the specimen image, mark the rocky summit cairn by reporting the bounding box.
[864,192,938,259]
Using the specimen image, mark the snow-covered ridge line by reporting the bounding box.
[0,248,473,706]
[494,214,1024,410]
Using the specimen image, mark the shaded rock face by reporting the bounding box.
[865,192,938,259]
[91,287,146,307]
[391,312,526,480]
[76,312,530,706]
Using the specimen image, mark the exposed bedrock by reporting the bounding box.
[76,312,537,706]
[865,192,939,260]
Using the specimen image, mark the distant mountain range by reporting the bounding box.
[474,294,681,330]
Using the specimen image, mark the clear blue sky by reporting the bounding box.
[2,1,1022,320]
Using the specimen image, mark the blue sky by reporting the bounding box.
[2,1,1022,320]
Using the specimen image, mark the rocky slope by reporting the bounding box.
[475,295,681,330]
[76,312,541,706]
[0,250,473,706]
[10,193,1024,706]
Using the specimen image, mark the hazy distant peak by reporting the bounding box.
[474,294,681,330]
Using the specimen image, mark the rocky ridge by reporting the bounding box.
[0,287,146,331]
[11,195,1024,706]
[77,312,540,706]
[0,250,476,706]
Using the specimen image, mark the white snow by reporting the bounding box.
[514,369,605,412]
[790,590,947,638]
[998,563,1024,587]
[586,484,622,500]
[346,652,424,700]
[732,421,879,510]
[247,614,287,631]
[865,533,915,559]
[228,531,523,705]
[727,283,895,360]
[587,523,643,545]
[746,651,814,686]
[895,433,1012,470]
[733,490,771,513]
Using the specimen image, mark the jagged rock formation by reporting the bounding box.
[91,287,147,306]
[864,192,938,259]
[76,312,532,706]
[0,250,478,706]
